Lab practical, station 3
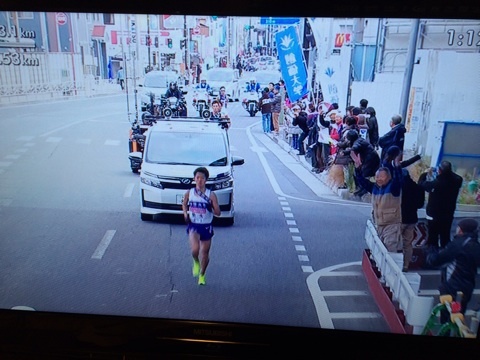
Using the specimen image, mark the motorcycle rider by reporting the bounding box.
[164,81,187,116]
[165,81,183,99]
[218,86,229,108]
[246,76,261,93]
[196,77,211,93]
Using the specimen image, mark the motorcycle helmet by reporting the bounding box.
[250,76,256,83]
[169,81,177,89]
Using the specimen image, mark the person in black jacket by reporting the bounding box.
[341,129,380,197]
[292,105,309,155]
[378,114,406,162]
[426,218,480,324]
[418,160,463,248]
[365,106,379,149]
[400,170,425,272]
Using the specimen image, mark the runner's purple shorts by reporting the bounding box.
[187,223,214,241]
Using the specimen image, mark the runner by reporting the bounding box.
[182,167,221,285]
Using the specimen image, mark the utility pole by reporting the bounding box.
[184,15,188,83]
[399,19,420,124]
[147,14,151,71]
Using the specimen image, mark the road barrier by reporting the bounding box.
[363,219,434,334]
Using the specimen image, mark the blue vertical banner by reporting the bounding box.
[275,26,308,102]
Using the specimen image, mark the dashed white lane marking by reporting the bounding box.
[15,148,28,153]
[5,155,20,160]
[17,136,35,141]
[298,255,310,261]
[295,245,306,251]
[76,138,92,144]
[282,206,291,211]
[284,213,294,218]
[289,228,299,233]
[302,266,314,273]
[0,162,12,167]
[24,143,35,147]
[91,230,116,260]
[105,139,121,146]
[292,236,302,241]
[46,137,62,143]
[124,183,135,197]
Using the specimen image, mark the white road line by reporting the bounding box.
[306,262,363,329]
[284,213,294,218]
[298,255,309,261]
[282,207,291,211]
[289,228,299,233]
[295,245,306,251]
[5,155,20,160]
[124,183,135,197]
[91,230,116,260]
[0,161,12,167]
[286,220,296,225]
[105,139,121,146]
[302,265,314,273]
[292,236,302,241]
[46,137,62,142]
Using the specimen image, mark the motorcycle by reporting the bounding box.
[160,95,188,117]
[192,89,211,118]
[242,90,260,117]
[128,119,152,173]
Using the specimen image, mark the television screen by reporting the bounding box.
[0,0,479,357]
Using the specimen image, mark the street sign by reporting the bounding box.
[260,17,300,25]
[56,12,68,26]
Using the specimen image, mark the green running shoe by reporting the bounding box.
[198,274,206,285]
[192,260,200,277]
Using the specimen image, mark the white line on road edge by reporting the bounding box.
[124,183,135,197]
[91,230,116,260]
[306,262,362,329]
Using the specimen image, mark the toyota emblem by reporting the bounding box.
[180,178,192,185]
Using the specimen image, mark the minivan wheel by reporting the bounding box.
[141,213,153,221]
[223,217,234,226]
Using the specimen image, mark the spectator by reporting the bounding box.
[357,114,369,142]
[378,114,406,162]
[418,160,463,248]
[365,107,379,150]
[359,98,368,113]
[292,104,309,155]
[400,169,425,272]
[426,218,480,324]
[270,85,282,135]
[341,129,381,198]
[117,66,125,90]
[259,87,272,133]
[351,150,403,252]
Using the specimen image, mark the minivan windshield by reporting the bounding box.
[144,72,178,88]
[146,132,228,166]
[206,69,234,82]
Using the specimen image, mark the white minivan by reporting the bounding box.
[135,118,244,225]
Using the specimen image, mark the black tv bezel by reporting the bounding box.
[0,0,479,357]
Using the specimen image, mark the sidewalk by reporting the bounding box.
[265,128,371,204]
[265,127,480,213]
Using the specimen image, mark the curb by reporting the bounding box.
[267,131,370,204]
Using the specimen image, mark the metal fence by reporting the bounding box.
[0,51,118,105]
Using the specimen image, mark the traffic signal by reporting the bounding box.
[180,39,185,49]
[154,36,159,48]
[167,38,172,49]
[145,35,151,46]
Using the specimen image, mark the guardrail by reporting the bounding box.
[364,219,434,334]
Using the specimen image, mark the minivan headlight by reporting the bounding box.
[213,179,233,190]
[140,175,163,189]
